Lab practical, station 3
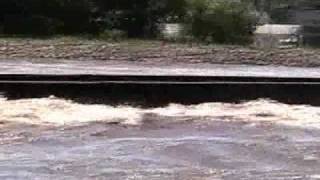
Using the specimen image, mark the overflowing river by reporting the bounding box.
[1,97,320,129]
[1,97,320,179]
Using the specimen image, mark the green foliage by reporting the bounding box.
[0,0,187,37]
[3,15,61,35]
[99,29,127,41]
[0,0,256,44]
[185,0,255,44]
[95,0,187,37]
[0,0,95,35]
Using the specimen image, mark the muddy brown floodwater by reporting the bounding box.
[0,97,320,180]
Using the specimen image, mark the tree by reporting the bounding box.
[185,0,255,44]
[0,0,96,35]
[0,0,189,37]
[93,0,188,37]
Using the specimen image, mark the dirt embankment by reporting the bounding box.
[0,38,320,67]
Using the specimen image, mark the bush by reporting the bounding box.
[185,0,255,44]
[0,0,95,35]
[3,15,61,35]
[99,29,127,41]
[0,0,255,41]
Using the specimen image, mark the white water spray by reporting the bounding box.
[0,97,319,128]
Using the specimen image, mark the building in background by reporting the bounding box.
[255,0,320,46]
[287,1,320,46]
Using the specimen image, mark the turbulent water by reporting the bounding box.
[1,97,320,179]
[1,96,320,128]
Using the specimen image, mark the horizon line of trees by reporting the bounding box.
[0,0,188,37]
[0,0,301,43]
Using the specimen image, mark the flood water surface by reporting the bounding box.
[1,97,320,129]
[0,97,320,179]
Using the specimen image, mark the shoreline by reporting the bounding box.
[0,38,320,67]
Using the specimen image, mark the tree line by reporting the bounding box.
[0,0,187,37]
[0,0,301,43]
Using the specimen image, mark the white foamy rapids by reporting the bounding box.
[0,97,320,128]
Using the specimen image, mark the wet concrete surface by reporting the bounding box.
[1,59,320,78]
[0,120,320,180]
